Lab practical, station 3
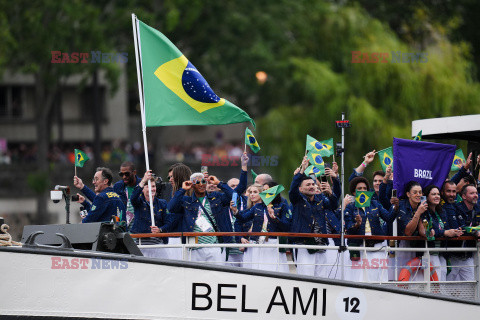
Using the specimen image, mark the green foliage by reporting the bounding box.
[27,171,50,195]
[255,1,480,188]
[1,0,479,193]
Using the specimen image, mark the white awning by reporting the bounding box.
[412,114,480,142]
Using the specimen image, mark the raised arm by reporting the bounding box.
[377,200,397,223]
[167,181,191,213]
[289,156,309,205]
[234,153,249,195]
[349,150,375,182]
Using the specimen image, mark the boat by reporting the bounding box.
[1,221,479,319]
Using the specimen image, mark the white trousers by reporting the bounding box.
[447,256,475,281]
[189,247,223,264]
[245,239,289,272]
[140,246,170,260]
[430,255,447,282]
[165,237,183,261]
[226,253,244,268]
[295,248,327,277]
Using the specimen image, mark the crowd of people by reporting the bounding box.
[0,140,244,166]
[71,150,480,283]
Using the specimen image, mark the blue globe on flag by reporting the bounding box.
[359,194,366,204]
[182,62,220,103]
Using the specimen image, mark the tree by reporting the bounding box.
[0,0,122,223]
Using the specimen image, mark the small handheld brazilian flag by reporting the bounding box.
[306,135,334,157]
[451,149,465,172]
[414,130,422,141]
[74,149,89,168]
[377,147,393,172]
[464,226,480,233]
[318,138,334,157]
[245,128,261,153]
[355,190,374,208]
[307,151,325,167]
[304,165,324,177]
[251,169,258,181]
[260,185,285,206]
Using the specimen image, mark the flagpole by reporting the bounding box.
[340,112,346,281]
[132,13,155,227]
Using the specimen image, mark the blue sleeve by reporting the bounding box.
[233,218,244,243]
[237,206,256,222]
[273,202,292,231]
[377,201,396,223]
[168,189,187,213]
[130,185,143,207]
[348,168,362,182]
[332,177,342,201]
[82,194,108,223]
[289,173,304,205]
[81,185,96,202]
[378,181,393,210]
[158,202,174,233]
[324,192,339,211]
[344,204,358,234]
[234,170,247,195]
[82,200,92,212]
[450,167,469,184]
[396,207,411,236]
[113,182,128,206]
[217,182,234,206]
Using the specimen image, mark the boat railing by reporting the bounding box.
[130,232,480,302]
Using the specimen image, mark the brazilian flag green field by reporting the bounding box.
[137,19,255,127]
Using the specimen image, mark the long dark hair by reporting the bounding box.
[423,184,443,214]
[169,163,192,196]
[401,180,421,200]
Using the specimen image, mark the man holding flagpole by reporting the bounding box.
[131,14,255,229]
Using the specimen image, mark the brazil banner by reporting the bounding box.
[393,138,455,197]
[136,18,255,127]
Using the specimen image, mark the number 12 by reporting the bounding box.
[343,297,360,313]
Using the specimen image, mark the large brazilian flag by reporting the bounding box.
[137,19,255,127]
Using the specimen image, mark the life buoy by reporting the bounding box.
[398,257,439,281]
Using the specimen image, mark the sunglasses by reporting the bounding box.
[118,171,131,177]
[193,179,207,185]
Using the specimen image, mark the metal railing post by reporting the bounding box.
[424,240,431,293]
[475,243,480,300]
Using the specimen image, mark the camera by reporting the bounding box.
[155,176,168,198]
[72,195,79,202]
[50,190,63,203]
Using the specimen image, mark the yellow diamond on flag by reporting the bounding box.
[154,55,225,113]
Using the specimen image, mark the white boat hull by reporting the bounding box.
[1,247,478,319]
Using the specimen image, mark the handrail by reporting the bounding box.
[130,231,478,241]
